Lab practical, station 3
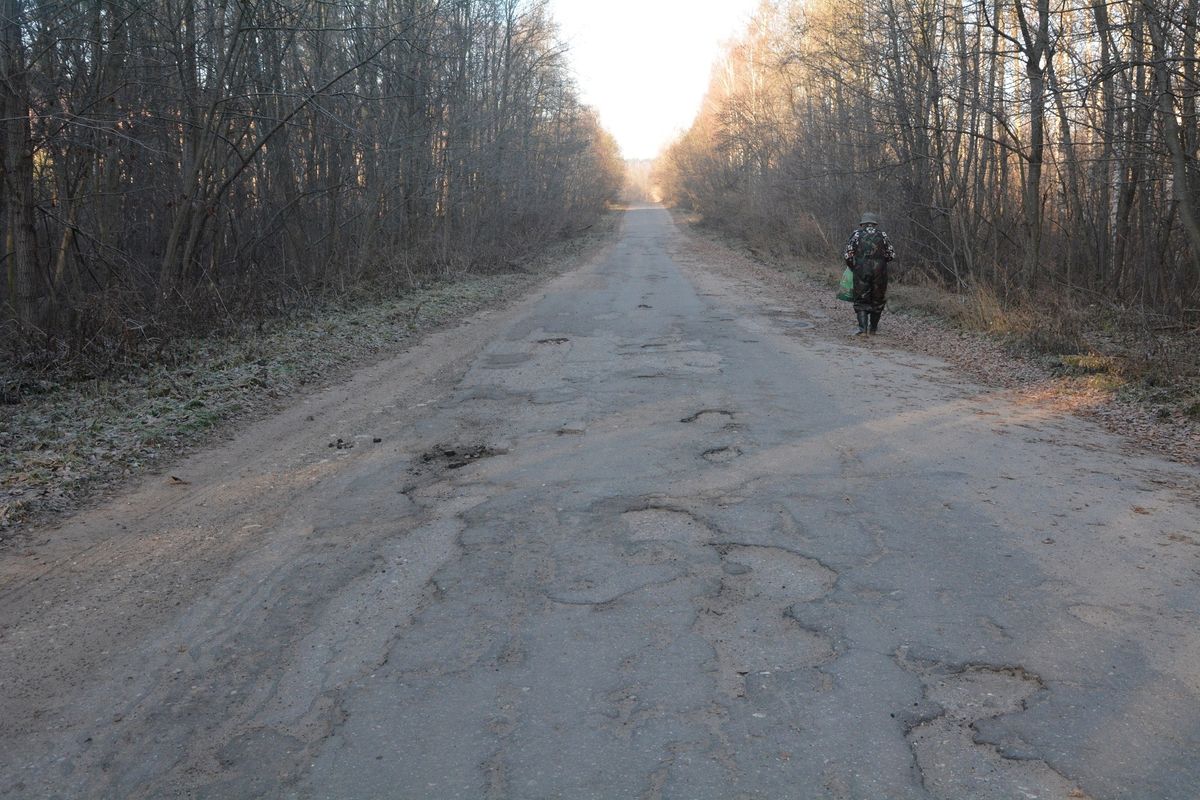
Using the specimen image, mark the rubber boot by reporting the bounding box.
[869,311,881,334]
[853,311,868,336]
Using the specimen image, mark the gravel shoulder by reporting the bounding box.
[671,213,1200,467]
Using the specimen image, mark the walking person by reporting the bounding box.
[842,212,896,335]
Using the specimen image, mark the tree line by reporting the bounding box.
[1,0,622,354]
[657,0,1200,314]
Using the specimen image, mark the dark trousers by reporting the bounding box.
[852,259,888,313]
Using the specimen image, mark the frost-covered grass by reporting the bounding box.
[0,274,536,532]
[0,202,619,536]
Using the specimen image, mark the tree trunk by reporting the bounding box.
[1014,0,1050,285]
[1144,0,1200,283]
[1,0,38,328]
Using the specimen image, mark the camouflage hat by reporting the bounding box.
[859,212,880,225]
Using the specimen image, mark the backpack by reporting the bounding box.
[854,228,886,268]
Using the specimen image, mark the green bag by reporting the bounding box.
[836,267,854,302]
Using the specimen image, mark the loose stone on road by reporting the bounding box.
[1,205,1197,799]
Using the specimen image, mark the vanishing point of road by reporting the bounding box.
[2,205,1198,799]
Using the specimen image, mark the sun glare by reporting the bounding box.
[549,0,762,160]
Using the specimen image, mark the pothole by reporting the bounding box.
[921,665,1043,723]
[702,446,742,463]
[713,544,837,601]
[537,337,569,345]
[901,660,1092,800]
[680,409,734,424]
[417,444,505,471]
[696,606,834,698]
[622,507,712,545]
[694,544,840,698]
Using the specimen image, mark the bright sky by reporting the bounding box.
[548,0,762,160]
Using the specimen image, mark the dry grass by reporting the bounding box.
[833,257,1200,412]
[678,212,1199,465]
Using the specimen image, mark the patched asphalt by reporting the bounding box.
[2,205,1198,799]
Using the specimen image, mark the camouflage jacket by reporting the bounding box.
[843,227,896,268]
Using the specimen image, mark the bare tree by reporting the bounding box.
[658,0,1200,312]
[0,0,622,354]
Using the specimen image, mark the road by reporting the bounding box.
[2,205,1198,799]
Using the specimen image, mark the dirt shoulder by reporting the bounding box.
[670,211,1199,466]
[0,214,620,540]
[0,224,629,797]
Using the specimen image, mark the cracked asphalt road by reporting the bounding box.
[3,205,1199,799]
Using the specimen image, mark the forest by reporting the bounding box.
[656,0,1200,317]
[0,0,623,357]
